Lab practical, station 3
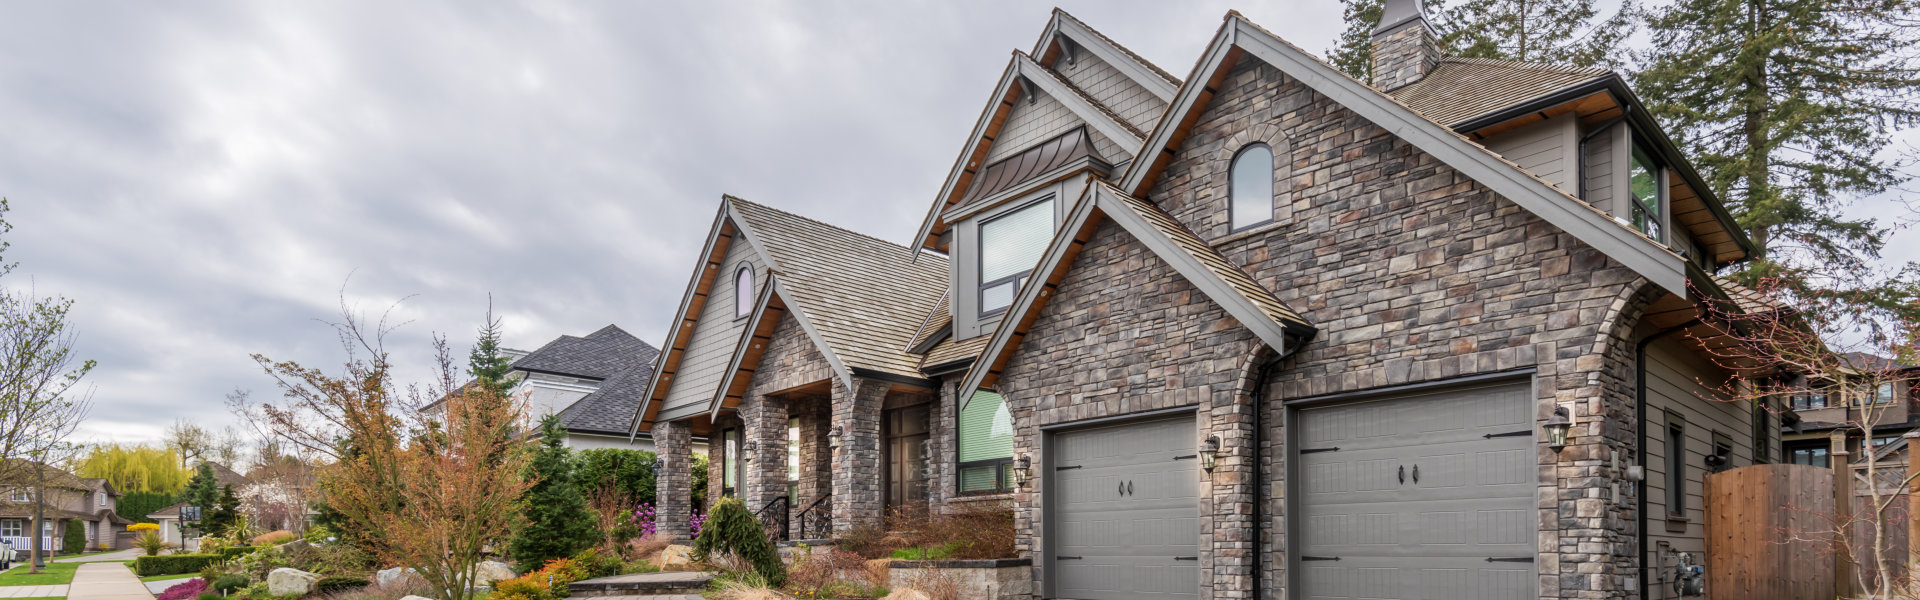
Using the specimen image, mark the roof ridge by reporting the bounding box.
[726,195,943,260]
[1050,9,1182,86]
[1437,55,1610,75]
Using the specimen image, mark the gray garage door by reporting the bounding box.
[1051,415,1200,600]
[1295,382,1537,600]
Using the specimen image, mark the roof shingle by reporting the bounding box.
[1388,57,1610,127]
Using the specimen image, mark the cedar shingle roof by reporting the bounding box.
[1711,276,1786,315]
[1388,57,1610,127]
[921,333,989,372]
[729,199,950,379]
[906,291,952,352]
[1100,185,1311,330]
[1050,9,1182,87]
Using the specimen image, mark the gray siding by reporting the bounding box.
[951,177,1086,341]
[658,228,765,420]
[1642,336,1751,600]
[1582,121,1630,219]
[1055,51,1167,136]
[1483,112,1577,194]
[984,89,1124,165]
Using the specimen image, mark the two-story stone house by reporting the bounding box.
[1,463,129,553]
[633,5,1783,599]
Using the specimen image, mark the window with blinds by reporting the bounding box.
[957,389,1015,494]
[978,197,1054,317]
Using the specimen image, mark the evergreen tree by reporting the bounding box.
[1328,0,1633,83]
[204,484,241,538]
[508,415,599,566]
[1636,0,1920,316]
[468,305,516,398]
[179,463,218,512]
[1328,0,1384,83]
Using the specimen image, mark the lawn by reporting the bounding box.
[0,561,82,586]
[5,597,63,600]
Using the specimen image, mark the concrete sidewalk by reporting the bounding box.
[0,584,69,598]
[66,563,151,600]
[55,550,141,563]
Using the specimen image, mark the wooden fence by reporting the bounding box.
[1705,464,1837,600]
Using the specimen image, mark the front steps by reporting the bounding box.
[568,572,712,597]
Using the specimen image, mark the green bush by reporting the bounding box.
[572,548,621,578]
[196,593,224,600]
[313,576,369,593]
[211,574,250,594]
[690,498,784,586]
[118,491,176,524]
[216,545,257,561]
[62,520,85,555]
[135,554,221,576]
[575,448,657,506]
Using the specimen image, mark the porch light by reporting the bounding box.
[829,425,843,448]
[1199,436,1221,472]
[1545,406,1573,452]
[1011,455,1032,487]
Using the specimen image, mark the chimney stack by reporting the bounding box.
[1371,0,1440,91]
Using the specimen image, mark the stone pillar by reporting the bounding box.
[654,419,693,541]
[795,399,832,515]
[741,393,790,512]
[1206,377,1258,599]
[831,377,887,532]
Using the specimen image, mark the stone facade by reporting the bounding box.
[887,559,1036,600]
[1371,21,1439,91]
[830,377,887,532]
[653,419,693,541]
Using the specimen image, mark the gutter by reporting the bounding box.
[1637,318,1700,600]
[1250,338,1305,600]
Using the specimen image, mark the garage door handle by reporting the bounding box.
[1127,480,1133,495]
[1301,556,1341,561]
[1058,556,1082,560]
[1173,556,1198,561]
[1398,465,1404,484]
[1486,557,1534,563]
[1412,464,1419,484]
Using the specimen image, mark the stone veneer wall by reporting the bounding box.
[653,420,693,541]
[1141,56,1648,598]
[1370,21,1438,91]
[830,377,887,532]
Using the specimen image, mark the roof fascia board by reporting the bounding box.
[941,159,1108,223]
[1015,54,1145,151]
[1093,187,1294,354]
[914,58,1024,255]
[706,273,788,420]
[848,367,939,389]
[1044,15,1179,102]
[958,188,1102,410]
[908,323,952,355]
[1117,22,1237,196]
[630,206,732,437]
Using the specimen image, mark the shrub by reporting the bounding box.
[690,498,783,587]
[252,530,295,546]
[234,544,294,581]
[571,548,621,578]
[837,503,1014,560]
[62,520,85,555]
[784,548,885,598]
[211,574,250,594]
[488,577,553,600]
[218,545,259,561]
[128,522,161,533]
[156,578,210,600]
[314,576,370,593]
[135,530,170,557]
[136,555,221,577]
[196,593,225,600]
[303,524,335,544]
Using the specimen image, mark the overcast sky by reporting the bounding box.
[1,1,1911,450]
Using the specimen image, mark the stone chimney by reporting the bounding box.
[1371,0,1440,91]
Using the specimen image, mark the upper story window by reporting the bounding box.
[96,492,106,506]
[1628,145,1664,241]
[1788,443,1830,467]
[6,488,26,502]
[1876,383,1896,405]
[978,198,1054,317]
[1230,144,1275,231]
[734,267,754,319]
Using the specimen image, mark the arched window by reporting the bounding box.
[1230,143,1275,231]
[735,266,754,319]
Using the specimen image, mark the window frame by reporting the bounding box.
[975,196,1055,319]
[1877,383,1896,405]
[733,267,754,321]
[1787,442,1831,468]
[1666,413,1687,517]
[6,488,27,503]
[1228,143,1277,232]
[0,519,20,538]
[1751,399,1772,464]
[1628,144,1666,242]
[720,428,740,497]
[954,389,1015,496]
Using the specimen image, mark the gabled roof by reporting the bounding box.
[512,325,657,381]
[1389,57,1610,127]
[706,272,796,419]
[1117,12,1691,296]
[559,357,659,436]
[957,183,1315,406]
[1033,9,1181,100]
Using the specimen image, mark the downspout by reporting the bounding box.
[1251,340,1301,600]
[1638,318,1699,600]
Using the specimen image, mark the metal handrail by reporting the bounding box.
[754,496,790,541]
[794,494,832,540]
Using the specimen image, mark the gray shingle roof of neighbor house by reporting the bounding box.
[1388,57,1611,127]
[728,198,950,380]
[511,325,662,435]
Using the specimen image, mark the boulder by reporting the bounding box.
[883,589,930,600]
[659,545,696,571]
[375,567,424,588]
[267,568,321,596]
[474,561,517,585]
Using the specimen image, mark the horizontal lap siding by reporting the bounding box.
[1642,337,1750,600]
[1056,50,1166,136]
[1484,114,1576,195]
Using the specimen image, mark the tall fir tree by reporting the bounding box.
[1636,0,1920,317]
[179,463,218,511]
[468,304,516,398]
[508,415,600,566]
[204,484,242,538]
[1328,0,1633,83]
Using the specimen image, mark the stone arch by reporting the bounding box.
[1206,123,1296,236]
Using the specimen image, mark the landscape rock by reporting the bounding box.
[883,589,930,600]
[267,568,321,596]
[375,567,424,588]
[474,561,517,585]
[659,545,696,571]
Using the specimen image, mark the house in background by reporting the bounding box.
[509,324,704,452]
[0,463,130,552]
[1783,352,1920,466]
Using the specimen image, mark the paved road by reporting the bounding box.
[66,562,152,600]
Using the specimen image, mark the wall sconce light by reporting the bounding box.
[1199,435,1221,472]
[1011,455,1032,487]
[743,440,756,463]
[1545,406,1573,452]
[828,425,844,448]
[652,457,665,473]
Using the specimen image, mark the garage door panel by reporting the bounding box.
[1052,415,1199,600]
[1300,557,1533,600]
[1057,556,1200,600]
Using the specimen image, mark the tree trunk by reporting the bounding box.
[29,462,44,572]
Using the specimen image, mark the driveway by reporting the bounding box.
[66,563,152,600]
[56,550,143,563]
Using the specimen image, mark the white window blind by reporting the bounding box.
[979,198,1054,315]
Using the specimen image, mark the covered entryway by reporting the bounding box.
[884,404,932,510]
[1293,381,1537,600]
[1048,414,1201,600]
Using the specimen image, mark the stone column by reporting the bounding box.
[654,419,693,541]
[1207,381,1258,599]
[741,393,790,513]
[831,377,887,532]
[795,399,832,510]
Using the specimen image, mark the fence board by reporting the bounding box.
[1706,464,1835,600]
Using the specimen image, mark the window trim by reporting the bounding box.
[1628,144,1665,243]
[1665,413,1686,517]
[733,267,754,321]
[720,428,740,497]
[1228,143,1277,233]
[1787,442,1831,468]
[975,196,1055,319]
[955,458,1014,496]
[1751,399,1771,464]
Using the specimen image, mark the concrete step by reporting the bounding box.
[576,596,702,600]
[567,572,712,597]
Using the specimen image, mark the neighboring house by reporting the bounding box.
[145,502,195,551]
[1782,352,1920,466]
[0,463,130,553]
[508,325,672,450]
[633,5,1785,599]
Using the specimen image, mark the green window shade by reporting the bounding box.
[959,390,1014,463]
[979,198,1055,315]
[1629,146,1662,240]
[958,464,1005,493]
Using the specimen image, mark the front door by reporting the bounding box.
[885,404,932,510]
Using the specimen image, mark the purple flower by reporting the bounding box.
[157,578,209,600]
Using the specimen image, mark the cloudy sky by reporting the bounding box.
[1,1,1911,449]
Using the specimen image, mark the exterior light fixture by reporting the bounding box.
[1545,406,1573,452]
[1011,455,1032,487]
[829,425,844,448]
[1199,436,1221,472]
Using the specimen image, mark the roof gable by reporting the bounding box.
[512,325,657,380]
[1118,12,1689,296]
[957,184,1315,405]
[704,276,842,419]
[1033,9,1180,103]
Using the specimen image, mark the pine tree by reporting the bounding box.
[1327,0,1634,83]
[468,304,516,398]
[508,415,600,566]
[1636,0,1920,315]
[204,484,241,538]
[1329,0,1385,83]
[179,464,218,512]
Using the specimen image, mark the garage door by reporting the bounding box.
[1295,382,1537,600]
[1051,415,1200,600]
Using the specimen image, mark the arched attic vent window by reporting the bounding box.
[735,266,754,319]
[1230,143,1275,231]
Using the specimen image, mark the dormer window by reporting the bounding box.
[1629,145,1664,241]
[734,266,754,319]
[978,197,1054,317]
[1230,144,1275,231]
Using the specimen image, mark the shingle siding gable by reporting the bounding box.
[658,226,765,421]
[982,89,1124,165]
[1055,50,1168,136]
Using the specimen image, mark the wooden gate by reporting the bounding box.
[1705,464,1835,600]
